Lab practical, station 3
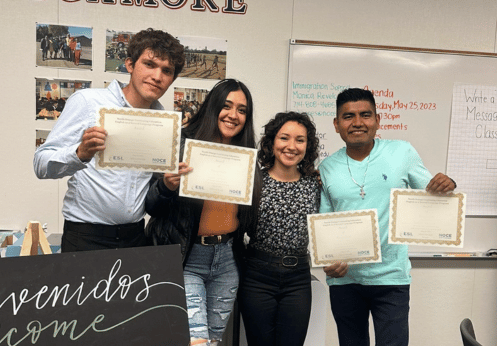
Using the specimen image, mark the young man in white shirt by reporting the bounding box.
[34,28,185,252]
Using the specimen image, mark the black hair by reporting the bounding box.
[184,79,256,149]
[336,88,376,116]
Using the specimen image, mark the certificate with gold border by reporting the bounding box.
[307,209,382,267]
[95,107,181,172]
[388,188,466,247]
[179,139,257,205]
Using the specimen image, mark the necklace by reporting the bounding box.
[346,154,370,199]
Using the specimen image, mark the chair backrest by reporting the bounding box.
[460,318,483,346]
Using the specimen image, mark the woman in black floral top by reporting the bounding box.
[238,111,320,346]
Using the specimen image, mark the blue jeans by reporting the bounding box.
[183,239,239,342]
[238,256,312,346]
[329,284,410,346]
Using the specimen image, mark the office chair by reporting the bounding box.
[460,318,483,346]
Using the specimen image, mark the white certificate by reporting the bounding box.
[388,189,466,247]
[179,139,257,205]
[95,107,181,172]
[307,209,382,267]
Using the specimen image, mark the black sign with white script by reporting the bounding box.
[0,245,189,345]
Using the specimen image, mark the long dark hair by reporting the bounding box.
[184,79,256,148]
[258,111,319,176]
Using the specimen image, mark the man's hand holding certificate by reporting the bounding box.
[95,107,181,173]
[179,139,257,205]
[388,188,466,247]
[307,209,382,267]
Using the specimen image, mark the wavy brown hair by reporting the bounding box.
[258,112,319,176]
[127,28,185,79]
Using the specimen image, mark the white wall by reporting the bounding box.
[1,0,496,345]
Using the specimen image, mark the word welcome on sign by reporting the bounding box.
[0,245,188,346]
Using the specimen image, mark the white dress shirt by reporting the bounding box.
[34,80,162,224]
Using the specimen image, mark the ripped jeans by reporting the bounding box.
[183,239,239,342]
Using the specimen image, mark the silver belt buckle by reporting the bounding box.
[282,256,298,267]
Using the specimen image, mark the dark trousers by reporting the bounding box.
[238,256,312,346]
[62,219,147,253]
[329,284,410,346]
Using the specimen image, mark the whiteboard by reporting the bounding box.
[287,39,497,253]
[447,84,497,215]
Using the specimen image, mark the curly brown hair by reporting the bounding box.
[127,28,185,79]
[258,112,319,176]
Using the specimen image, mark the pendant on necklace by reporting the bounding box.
[346,154,370,201]
[360,187,366,199]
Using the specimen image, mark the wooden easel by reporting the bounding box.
[1,235,13,248]
[20,221,52,256]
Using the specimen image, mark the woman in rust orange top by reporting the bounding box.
[146,79,260,346]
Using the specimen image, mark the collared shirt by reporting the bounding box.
[34,80,163,225]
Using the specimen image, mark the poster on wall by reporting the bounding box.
[35,129,51,148]
[105,30,227,80]
[105,29,134,73]
[178,36,227,80]
[36,78,91,120]
[174,86,210,124]
[36,23,93,70]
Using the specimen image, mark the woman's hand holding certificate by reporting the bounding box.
[179,139,257,205]
[163,162,193,191]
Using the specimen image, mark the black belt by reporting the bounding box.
[64,219,144,239]
[247,247,309,267]
[195,233,233,245]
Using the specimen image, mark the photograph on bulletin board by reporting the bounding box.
[36,23,93,69]
[36,78,91,121]
[105,29,135,73]
[178,36,227,80]
[105,31,227,80]
[35,129,50,149]
[174,86,210,125]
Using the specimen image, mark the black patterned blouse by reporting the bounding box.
[249,170,320,256]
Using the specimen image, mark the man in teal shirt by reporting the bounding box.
[319,88,456,346]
